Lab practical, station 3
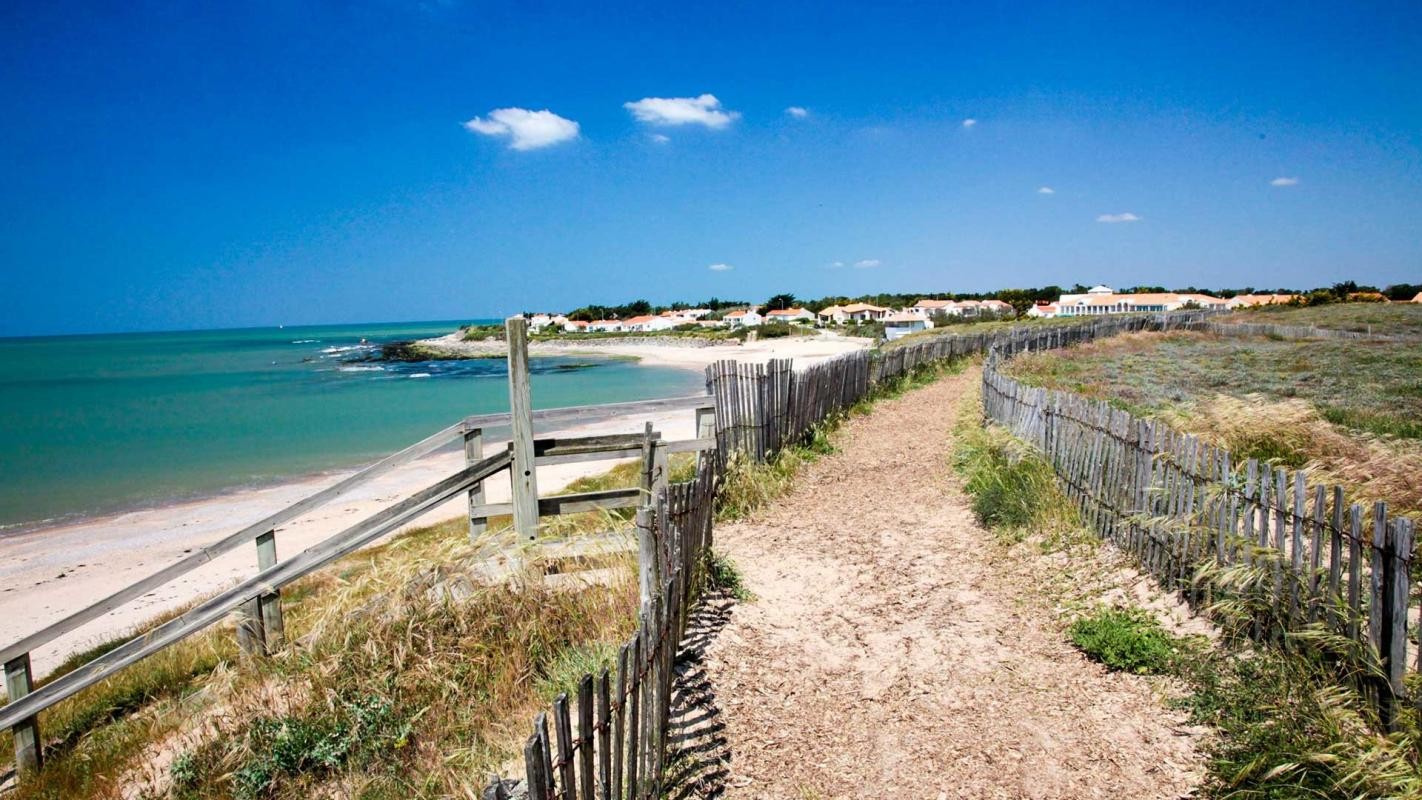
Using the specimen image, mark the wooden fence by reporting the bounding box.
[0,319,716,778]
[492,466,717,800]
[703,312,1217,465]
[1205,320,1417,342]
[981,326,1420,726]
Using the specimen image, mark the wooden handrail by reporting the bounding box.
[0,450,513,731]
[0,393,713,666]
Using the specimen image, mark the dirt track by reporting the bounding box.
[699,367,1203,799]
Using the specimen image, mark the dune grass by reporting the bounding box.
[1004,330,1422,515]
[1221,302,1422,337]
[954,384,1422,798]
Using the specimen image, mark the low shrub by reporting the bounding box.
[1068,607,1178,674]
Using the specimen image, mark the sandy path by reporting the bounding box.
[701,368,1201,799]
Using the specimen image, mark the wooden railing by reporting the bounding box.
[0,319,716,777]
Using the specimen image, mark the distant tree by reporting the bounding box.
[624,299,652,316]
[996,289,1036,318]
[930,310,952,327]
[765,293,798,311]
[1384,283,1422,301]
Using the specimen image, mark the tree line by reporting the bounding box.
[547,281,1421,322]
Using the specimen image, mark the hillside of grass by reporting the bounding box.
[1221,302,1422,337]
[1,460,682,800]
[1004,330,1422,515]
[953,391,1422,799]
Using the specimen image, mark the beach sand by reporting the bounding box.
[0,334,869,676]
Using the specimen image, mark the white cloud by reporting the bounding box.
[463,108,579,150]
[650,133,670,144]
[785,106,809,118]
[623,94,740,129]
[853,259,882,269]
[707,263,734,272]
[1270,176,1300,187]
[828,261,845,269]
[1037,186,1055,195]
[1096,212,1141,223]
[961,118,977,128]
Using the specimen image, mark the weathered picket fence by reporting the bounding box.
[491,467,716,800]
[982,329,1421,726]
[701,312,1217,466]
[1205,319,1416,342]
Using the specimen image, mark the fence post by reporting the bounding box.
[695,405,716,474]
[4,653,41,775]
[1380,517,1412,729]
[255,529,284,651]
[637,505,657,609]
[463,426,487,542]
[505,316,540,541]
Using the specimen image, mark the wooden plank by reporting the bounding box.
[612,644,628,800]
[578,675,595,800]
[624,632,642,800]
[459,393,713,438]
[506,316,541,541]
[1385,518,1412,726]
[0,415,467,667]
[597,668,612,800]
[465,427,487,542]
[255,529,284,651]
[1348,504,1364,642]
[525,728,550,800]
[0,450,512,730]
[1370,502,1388,656]
[553,693,575,800]
[4,654,41,775]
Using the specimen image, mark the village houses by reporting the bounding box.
[722,309,763,328]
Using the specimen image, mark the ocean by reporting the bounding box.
[0,321,704,531]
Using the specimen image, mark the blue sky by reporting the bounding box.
[2,1,1419,335]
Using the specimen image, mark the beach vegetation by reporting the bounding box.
[1004,330,1422,515]
[955,388,1422,798]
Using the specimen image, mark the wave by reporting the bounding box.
[337,365,384,372]
[290,339,321,344]
[408,373,432,379]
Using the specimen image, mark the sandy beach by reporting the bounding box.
[414,329,872,369]
[0,334,869,676]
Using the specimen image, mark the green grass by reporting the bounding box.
[1068,607,1179,674]
[705,551,752,601]
[1222,302,1422,337]
[956,386,1422,798]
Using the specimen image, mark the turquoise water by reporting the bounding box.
[0,321,704,530]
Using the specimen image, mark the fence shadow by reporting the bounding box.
[663,588,737,800]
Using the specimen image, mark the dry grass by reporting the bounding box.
[1006,330,1422,515]
[6,464,654,799]
[1222,302,1422,337]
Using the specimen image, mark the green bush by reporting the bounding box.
[1068,607,1178,674]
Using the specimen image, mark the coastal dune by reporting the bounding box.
[0,334,869,676]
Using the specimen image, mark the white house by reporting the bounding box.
[664,308,711,322]
[842,302,889,322]
[765,307,814,324]
[1056,286,1231,316]
[589,319,624,333]
[909,299,960,318]
[1026,302,1058,318]
[562,320,590,333]
[882,312,929,341]
[817,305,848,324]
[527,313,555,332]
[723,309,763,328]
[622,315,676,333]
